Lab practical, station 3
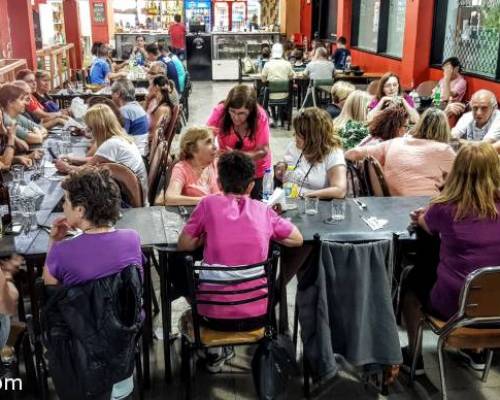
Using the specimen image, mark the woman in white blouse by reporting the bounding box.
[280,107,347,199]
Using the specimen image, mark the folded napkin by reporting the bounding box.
[361,216,388,231]
[20,181,45,198]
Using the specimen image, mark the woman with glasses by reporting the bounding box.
[346,108,455,196]
[155,127,220,206]
[278,107,347,199]
[367,72,419,124]
[207,85,271,199]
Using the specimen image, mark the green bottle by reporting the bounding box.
[433,84,441,106]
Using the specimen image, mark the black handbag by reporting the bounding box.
[251,334,300,400]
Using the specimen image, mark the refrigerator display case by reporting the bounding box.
[185,0,211,32]
[211,32,280,80]
[212,0,247,32]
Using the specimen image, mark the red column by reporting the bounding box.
[7,0,37,69]
[0,0,12,58]
[63,0,84,69]
[336,0,352,45]
[89,0,113,44]
[300,0,312,41]
[399,0,435,89]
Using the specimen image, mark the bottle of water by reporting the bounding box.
[433,84,441,107]
[262,168,273,201]
[283,166,299,204]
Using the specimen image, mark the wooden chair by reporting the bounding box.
[164,105,181,157]
[415,80,438,98]
[149,113,170,165]
[180,250,280,399]
[411,266,500,400]
[363,156,391,197]
[367,79,380,96]
[147,141,169,206]
[99,163,144,208]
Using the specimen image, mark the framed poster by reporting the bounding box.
[93,1,106,24]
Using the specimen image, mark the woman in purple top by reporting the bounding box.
[368,72,419,125]
[43,167,142,400]
[402,142,500,373]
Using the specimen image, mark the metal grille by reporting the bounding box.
[443,26,500,78]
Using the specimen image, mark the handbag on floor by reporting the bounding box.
[251,334,299,400]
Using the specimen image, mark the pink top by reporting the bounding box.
[368,93,415,110]
[183,194,294,320]
[206,103,271,178]
[170,160,220,197]
[364,137,456,196]
[439,75,467,102]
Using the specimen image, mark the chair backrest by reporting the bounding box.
[99,162,144,208]
[415,80,438,97]
[458,266,500,319]
[147,141,169,205]
[185,249,280,344]
[367,80,380,96]
[267,79,292,94]
[346,160,370,197]
[312,79,334,88]
[363,156,391,197]
[164,104,181,156]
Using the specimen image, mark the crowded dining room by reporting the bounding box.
[1,0,500,399]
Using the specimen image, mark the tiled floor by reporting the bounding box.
[21,81,500,399]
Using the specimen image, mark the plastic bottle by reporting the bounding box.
[433,84,441,106]
[283,166,300,203]
[262,168,274,201]
[409,90,420,108]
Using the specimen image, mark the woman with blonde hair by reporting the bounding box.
[326,81,355,119]
[346,108,455,196]
[332,89,372,149]
[402,142,500,373]
[281,107,346,199]
[156,126,219,206]
[55,104,148,198]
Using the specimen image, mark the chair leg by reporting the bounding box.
[410,320,424,383]
[437,337,448,400]
[158,251,173,382]
[292,302,299,348]
[135,346,144,400]
[181,337,193,400]
[151,286,160,315]
[481,349,494,382]
[303,356,311,399]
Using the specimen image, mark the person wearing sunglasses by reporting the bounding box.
[326,80,355,119]
[207,85,271,200]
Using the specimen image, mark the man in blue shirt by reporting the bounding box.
[145,43,181,93]
[332,36,352,70]
[111,79,150,156]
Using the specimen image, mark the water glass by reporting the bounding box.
[304,196,319,215]
[20,197,37,232]
[11,165,24,184]
[324,199,346,224]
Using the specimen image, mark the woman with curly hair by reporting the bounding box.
[43,166,142,399]
[281,107,346,199]
[358,104,409,146]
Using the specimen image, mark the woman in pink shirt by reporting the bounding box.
[207,84,271,199]
[156,127,220,205]
[438,57,467,103]
[346,108,456,196]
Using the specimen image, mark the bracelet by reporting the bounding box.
[5,144,15,150]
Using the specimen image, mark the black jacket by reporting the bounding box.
[41,265,143,400]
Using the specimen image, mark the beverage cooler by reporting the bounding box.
[212,0,247,32]
[185,0,211,32]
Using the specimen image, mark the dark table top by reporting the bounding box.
[286,196,430,242]
[162,197,430,244]
[0,131,89,257]
[25,207,171,256]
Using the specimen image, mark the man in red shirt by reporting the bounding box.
[169,14,186,61]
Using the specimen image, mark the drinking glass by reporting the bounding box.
[304,196,318,215]
[324,200,346,225]
[11,165,24,184]
[20,197,37,232]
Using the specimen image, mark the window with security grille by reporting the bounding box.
[386,0,407,57]
[437,0,500,79]
[356,0,381,52]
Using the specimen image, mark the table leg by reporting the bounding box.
[142,252,152,389]
[279,268,289,335]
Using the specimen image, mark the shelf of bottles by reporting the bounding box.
[212,33,280,60]
[51,1,66,45]
[114,0,184,31]
[185,0,211,31]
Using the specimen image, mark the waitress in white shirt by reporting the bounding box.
[282,107,347,199]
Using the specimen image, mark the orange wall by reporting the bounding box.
[349,49,402,75]
[300,0,312,41]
